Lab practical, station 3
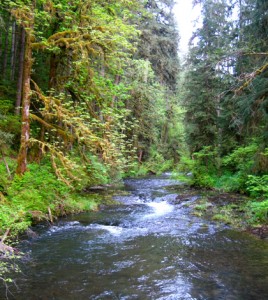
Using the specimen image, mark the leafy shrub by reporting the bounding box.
[84,154,110,185]
[183,146,220,188]
[133,151,174,176]
[0,159,16,194]
[0,162,70,233]
[61,194,99,213]
[248,199,268,224]
[213,143,259,192]
[0,160,101,235]
[0,201,31,236]
[222,143,258,173]
[214,171,248,192]
[177,154,195,174]
[246,175,268,198]
[8,163,69,206]
[192,171,217,188]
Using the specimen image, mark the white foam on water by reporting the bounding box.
[48,221,81,234]
[91,224,123,236]
[145,201,174,218]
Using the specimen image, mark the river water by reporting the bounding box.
[3,175,268,299]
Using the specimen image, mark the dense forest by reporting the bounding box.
[0,0,268,281]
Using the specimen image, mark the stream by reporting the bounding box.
[3,174,268,299]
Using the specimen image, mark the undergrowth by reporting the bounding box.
[175,143,268,225]
[0,160,100,239]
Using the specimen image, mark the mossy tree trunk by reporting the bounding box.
[15,26,25,115]
[16,28,32,175]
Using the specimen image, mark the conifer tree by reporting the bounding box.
[183,0,234,154]
[133,0,181,161]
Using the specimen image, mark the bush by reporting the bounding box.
[222,143,258,173]
[0,159,16,194]
[0,161,101,236]
[246,175,268,198]
[184,146,220,188]
[8,163,69,206]
[130,151,175,177]
[0,162,70,235]
[84,154,110,185]
[248,199,268,224]
[0,199,31,236]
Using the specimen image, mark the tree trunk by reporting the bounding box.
[10,20,17,81]
[16,29,32,175]
[15,27,25,115]
[0,30,2,64]
[49,53,57,89]
[2,17,10,79]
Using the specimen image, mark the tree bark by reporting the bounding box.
[15,27,25,115]
[49,53,57,89]
[10,20,17,81]
[16,29,32,175]
[0,30,2,65]
[2,16,10,79]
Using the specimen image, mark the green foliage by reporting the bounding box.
[0,160,101,236]
[60,193,99,214]
[8,163,69,208]
[177,143,267,193]
[0,129,14,151]
[181,0,268,203]
[176,154,195,173]
[143,148,174,175]
[0,250,22,288]
[84,154,110,186]
[0,0,181,184]
[0,202,31,235]
[219,143,260,192]
[176,150,217,187]
[0,162,70,234]
[214,171,245,192]
[248,199,268,224]
[246,175,268,198]
[0,110,20,151]
[184,146,220,188]
[222,143,258,173]
[193,173,217,189]
[125,149,175,177]
[212,213,231,224]
[0,159,16,193]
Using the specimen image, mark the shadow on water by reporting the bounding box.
[2,174,268,299]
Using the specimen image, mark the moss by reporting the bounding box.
[191,211,203,217]
[212,214,231,224]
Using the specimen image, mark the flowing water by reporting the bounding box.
[3,175,268,299]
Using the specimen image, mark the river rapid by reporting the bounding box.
[3,174,268,299]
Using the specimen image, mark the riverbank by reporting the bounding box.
[172,183,268,240]
[1,171,267,245]
[0,159,124,243]
[0,173,123,289]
